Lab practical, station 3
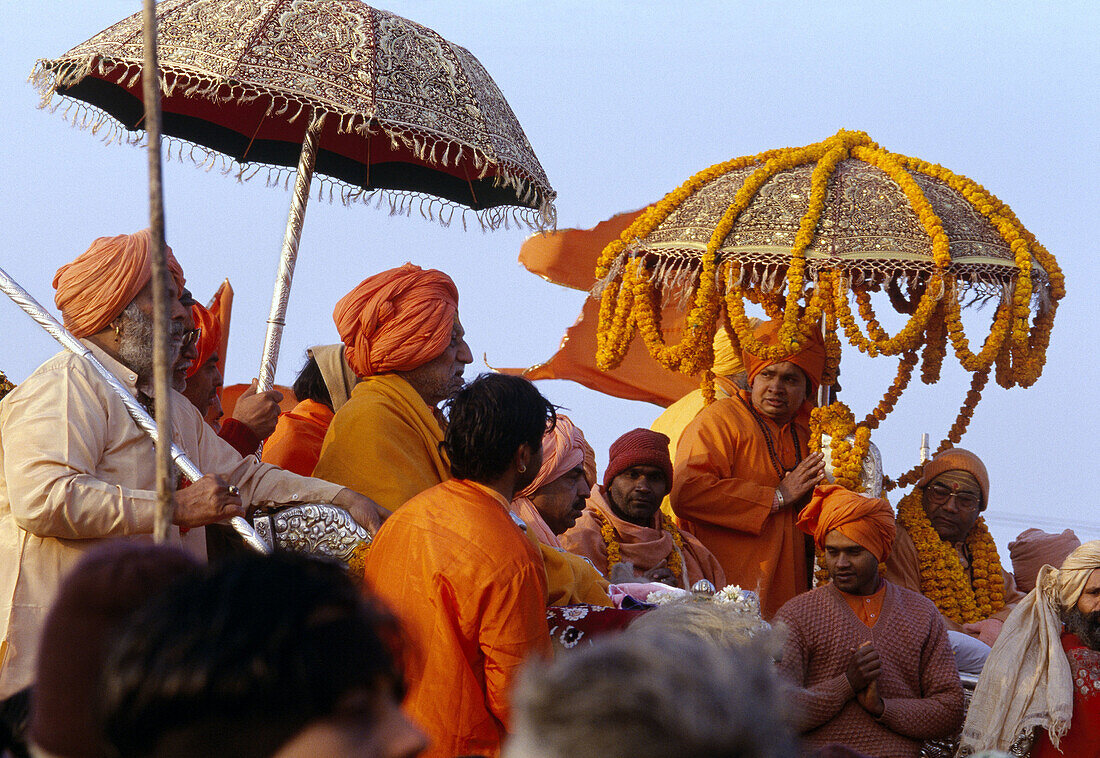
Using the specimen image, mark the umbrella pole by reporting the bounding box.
[0,266,271,554]
[142,0,175,544]
[257,112,326,393]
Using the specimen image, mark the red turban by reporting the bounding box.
[797,483,896,561]
[603,428,673,492]
[333,263,459,378]
[742,319,826,395]
[517,415,595,499]
[53,229,185,338]
[187,303,223,379]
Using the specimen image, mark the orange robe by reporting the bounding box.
[561,490,726,589]
[311,374,449,512]
[364,479,551,758]
[670,389,811,618]
[260,399,334,477]
[510,497,613,607]
[884,522,1026,635]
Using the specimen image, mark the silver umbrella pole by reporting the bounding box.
[256,112,326,393]
[0,265,270,554]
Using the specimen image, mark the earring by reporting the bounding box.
[518,464,527,473]
[113,323,121,340]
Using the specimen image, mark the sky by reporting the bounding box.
[1,1,1098,551]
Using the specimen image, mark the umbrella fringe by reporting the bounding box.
[32,56,558,230]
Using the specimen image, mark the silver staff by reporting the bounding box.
[0,264,270,554]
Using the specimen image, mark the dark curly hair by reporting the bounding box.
[291,354,332,409]
[101,553,405,758]
[441,373,556,483]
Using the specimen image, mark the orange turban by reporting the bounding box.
[742,319,826,395]
[186,303,223,378]
[516,415,595,499]
[918,447,989,510]
[53,229,185,339]
[797,483,896,561]
[333,263,459,378]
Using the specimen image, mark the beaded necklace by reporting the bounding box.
[738,392,802,478]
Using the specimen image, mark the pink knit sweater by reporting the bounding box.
[775,581,964,757]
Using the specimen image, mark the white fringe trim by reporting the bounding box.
[31,56,557,231]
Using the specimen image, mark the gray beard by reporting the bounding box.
[116,304,185,394]
[1063,605,1100,651]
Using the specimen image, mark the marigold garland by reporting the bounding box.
[594,129,1063,485]
[593,508,686,587]
[896,488,1006,624]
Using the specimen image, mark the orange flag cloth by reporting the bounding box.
[53,229,185,338]
[742,319,827,397]
[333,263,458,378]
[186,303,222,378]
[797,483,896,561]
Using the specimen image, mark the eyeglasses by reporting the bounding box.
[180,328,201,349]
[925,482,981,512]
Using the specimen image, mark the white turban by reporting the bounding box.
[959,540,1100,754]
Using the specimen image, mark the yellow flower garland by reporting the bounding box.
[594,129,1063,485]
[896,487,1006,624]
[593,508,685,585]
[808,401,870,493]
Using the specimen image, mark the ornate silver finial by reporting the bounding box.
[691,579,716,595]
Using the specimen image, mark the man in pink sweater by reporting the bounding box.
[774,485,964,757]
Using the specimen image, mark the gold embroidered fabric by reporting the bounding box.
[33,0,555,228]
[618,159,1045,295]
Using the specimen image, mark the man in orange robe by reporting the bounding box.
[181,299,283,456]
[510,415,612,607]
[261,345,358,476]
[670,320,827,617]
[312,264,472,511]
[884,448,1024,652]
[365,374,554,758]
[563,429,725,589]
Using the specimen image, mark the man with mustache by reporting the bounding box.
[312,264,472,512]
[884,448,1024,661]
[562,428,724,589]
[960,540,1100,756]
[0,229,386,698]
[510,415,613,607]
[775,485,963,757]
[670,319,826,616]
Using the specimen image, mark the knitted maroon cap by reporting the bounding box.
[30,541,200,758]
[603,428,673,492]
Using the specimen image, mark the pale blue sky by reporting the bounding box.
[1,1,1097,548]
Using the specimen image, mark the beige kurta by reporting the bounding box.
[0,342,344,696]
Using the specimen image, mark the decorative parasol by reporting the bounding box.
[33,0,556,391]
[593,129,1064,488]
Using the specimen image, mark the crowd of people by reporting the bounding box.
[0,228,1096,757]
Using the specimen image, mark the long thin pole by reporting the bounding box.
[256,112,326,392]
[0,266,271,554]
[142,0,174,543]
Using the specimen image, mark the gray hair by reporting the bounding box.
[505,630,797,758]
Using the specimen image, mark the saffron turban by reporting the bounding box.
[742,319,826,395]
[186,303,223,378]
[603,428,674,492]
[918,447,989,510]
[53,229,185,338]
[711,326,746,377]
[333,263,459,378]
[517,415,596,499]
[797,483,896,561]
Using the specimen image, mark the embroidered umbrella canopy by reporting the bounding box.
[593,129,1064,488]
[33,0,556,390]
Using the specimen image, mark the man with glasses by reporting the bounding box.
[885,448,1024,672]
